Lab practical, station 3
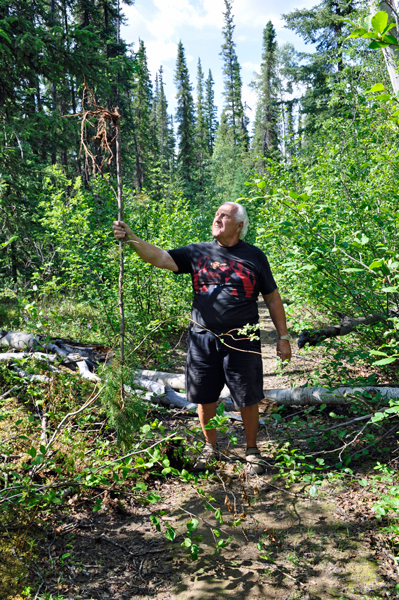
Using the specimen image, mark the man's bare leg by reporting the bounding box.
[240,403,259,449]
[198,402,217,446]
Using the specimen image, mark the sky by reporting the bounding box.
[121,0,316,124]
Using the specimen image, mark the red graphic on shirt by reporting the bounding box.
[192,256,256,298]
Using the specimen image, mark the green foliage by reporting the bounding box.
[244,83,399,359]
[252,21,280,163]
[100,365,146,449]
[219,0,249,148]
[174,41,196,200]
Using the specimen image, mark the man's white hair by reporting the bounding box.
[225,202,249,239]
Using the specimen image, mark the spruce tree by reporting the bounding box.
[150,68,175,198]
[174,41,196,199]
[132,40,153,190]
[252,21,280,163]
[219,0,248,147]
[196,59,207,157]
[282,0,357,130]
[195,59,207,196]
[204,70,218,156]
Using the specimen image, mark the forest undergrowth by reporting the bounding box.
[1,294,399,600]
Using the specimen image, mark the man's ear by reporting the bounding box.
[237,221,243,231]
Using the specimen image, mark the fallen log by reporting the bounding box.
[136,369,231,398]
[76,360,100,382]
[298,312,397,348]
[135,375,399,409]
[0,330,111,382]
[263,386,399,406]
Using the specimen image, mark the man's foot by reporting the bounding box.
[193,443,218,471]
[246,447,266,475]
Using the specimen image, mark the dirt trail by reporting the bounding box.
[14,313,395,600]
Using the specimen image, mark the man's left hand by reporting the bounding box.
[277,339,291,362]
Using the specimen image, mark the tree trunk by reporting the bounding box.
[297,311,396,348]
[370,0,399,95]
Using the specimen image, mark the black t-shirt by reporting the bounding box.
[168,240,277,334]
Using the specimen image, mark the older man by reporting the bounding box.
[113,202,291,474]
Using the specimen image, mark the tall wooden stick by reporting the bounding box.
[115,108,125,365]
[73,86,125,372]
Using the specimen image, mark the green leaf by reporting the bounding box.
[216,403,225,416]
[288,191,299,200]
[27,447,37,459]
[373,357,397,366]
[382,33,399,45]
[341,268,364,273]
[150,515,161,531]
[359,234,370,245]
[374,94,393,101]
[147,492,161,503]
[1,236,18,249]
[371,11,389,33]
[309,485,318,497]
[212,528,221,538]
[182,537,192,548]
[365,83,385,93]
[257,181,266,189]
[133,482,147,492]
[382,287,399,293]
[371,412,386,422]
[369,40,391,48]
[368,260,383,269]
[190,543,200,560]
[187,518,199,532]
[348,27,367,38]
[165,526,176,541]
[215,508,223,523]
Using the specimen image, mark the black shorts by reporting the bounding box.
[185,329,264,408]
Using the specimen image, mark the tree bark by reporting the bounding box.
[135,373,399,407]
[297,311,396,348]
[370,0,399,95]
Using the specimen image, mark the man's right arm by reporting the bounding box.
[112,221,179,272]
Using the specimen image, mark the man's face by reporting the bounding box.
[212,204,242,241]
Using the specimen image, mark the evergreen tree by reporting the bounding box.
[154,67,174,173]
[195,59,207,197]
[196,59,207,156]
[174,41,196,199]
[204,70,218,156]
[132,40,153,190]
[219,0,248,148]
[252,21,280,163]
[282,0,358,130]
[150,68,176,199]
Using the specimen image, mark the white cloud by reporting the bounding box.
[122,0,316,118]
[242,83,258,116]
[242,61,260,73]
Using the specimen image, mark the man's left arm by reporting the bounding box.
[262,289,292,362]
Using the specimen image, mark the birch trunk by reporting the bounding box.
[370,0,399,95]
